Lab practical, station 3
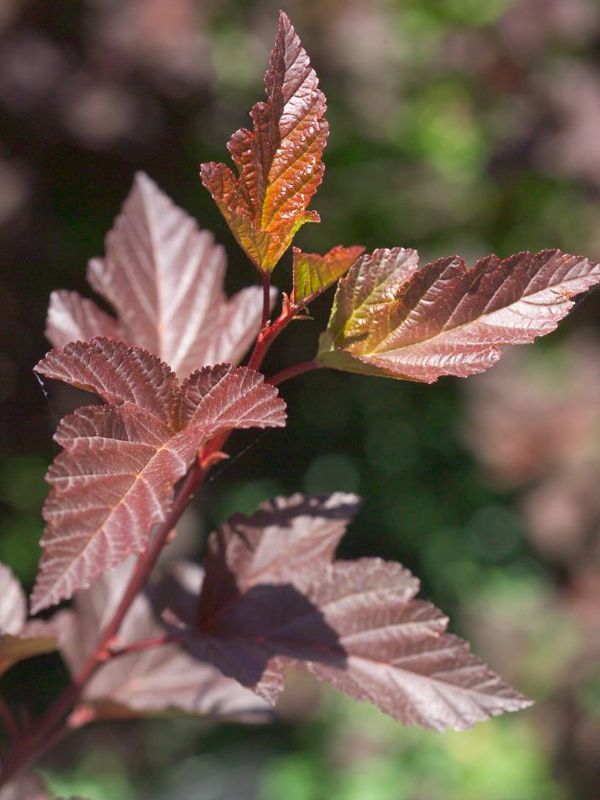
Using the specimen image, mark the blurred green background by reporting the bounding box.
[1,0,600,798]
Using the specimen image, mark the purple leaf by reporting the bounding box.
[46,173,266,377]
[56,560,270,722]
[318,248,600,382]
[31,341,286,612]
[179,494,531,731]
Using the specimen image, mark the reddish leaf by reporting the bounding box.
[31,339,286,612]
[46,172,267,378]
[200,12,328,273]
[0,563,56,677]
[56,560,271,722]
[292,245,365,305]
[179,494,530,731]
[318,248,600,383]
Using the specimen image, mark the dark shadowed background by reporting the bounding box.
[1,0,600,798]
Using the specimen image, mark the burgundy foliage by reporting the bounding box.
[31,338,286,612]
[318,247,600,382]
[177,494,531,732]
[56,560,270,723]
[46,172,268,378]
[3,9,600,798]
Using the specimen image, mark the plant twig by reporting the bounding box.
[267,360,322,386]
[261,272,272,330]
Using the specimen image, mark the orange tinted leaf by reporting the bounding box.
[292,245,365,305]
[318,248,600,382]
[200,12,328,273]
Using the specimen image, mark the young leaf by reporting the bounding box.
[56,560,271,722]
[317,248,600,383]
[0,563,55,677]
[179,494,530,731]
[31,339,286,613]
[46,172,267,378]
[292,245,365,306]
[200,12,328,274]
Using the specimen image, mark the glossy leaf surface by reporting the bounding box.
[318,247,600,382]
[200,12,328,273]
[56,560,271,722]
[180,494,531,731]
[31,339,286,612]
[0,563,55,677]
[292,245,365,305]
[46,173,266,377]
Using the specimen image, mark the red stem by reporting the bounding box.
[261,272,271,330]
[108,633,181,660]
[0,289,322,787]
[267,360,321,386]
[0,447,215,789]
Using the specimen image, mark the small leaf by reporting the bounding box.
[0,563,56,677]
[317,248,600,382]
[56,560,271,722]
[180,494,530,731]
[46,173,266,378]
[31,340,286,612]
[200,12,328,273]
[292,245,365,305]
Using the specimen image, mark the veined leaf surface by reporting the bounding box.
[318,248,600,382]
[201,12,328,273]
[46,173,266,377]
[31,339,286,612]
[179,494,531,731]
[292,245,365,305]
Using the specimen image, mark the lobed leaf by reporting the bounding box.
[0,563,56,677]
[46,173,266,378]
[179,494,530,731]
[31,340,286,612]
[317,247,600,383]
[292,245,365,305]
[200,12,328,273]
[56,560,271,722]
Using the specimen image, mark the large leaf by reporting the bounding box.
[31,339,286,613]
[317,248,600,382]
[0,563,55,677]
[292,245,365,306]
[46,172,267,378]
[179,494,531,731]
[200,12,328,274]
[56,560,271,723]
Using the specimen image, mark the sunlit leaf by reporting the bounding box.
[200,12,328,273]
[317,247,600,382]
[292,245,365,305]
[179,494,531,731]
[31,339,286,612]
[46,173,266,377]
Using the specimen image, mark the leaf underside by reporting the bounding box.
[178,493,531,732]
[317,247,600,382]
[56,560,271,722]
[200,11,328,273]
[46,172,266,378]
[31,338,286,612]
